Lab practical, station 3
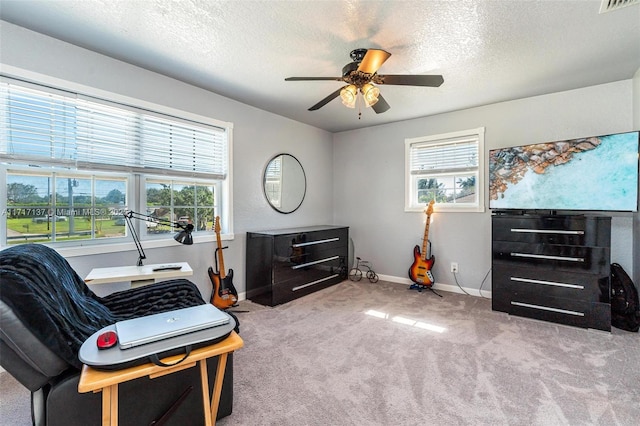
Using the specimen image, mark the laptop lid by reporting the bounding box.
[115,304,230,350]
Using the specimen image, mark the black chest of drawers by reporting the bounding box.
[245,225,349,306]
[491,214,611,331]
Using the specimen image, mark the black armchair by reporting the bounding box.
[0,244,234,426]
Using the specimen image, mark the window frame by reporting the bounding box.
[1,73,234,255]
[405,127,485,213]
[3,166,131,246]
[142,175,221,237]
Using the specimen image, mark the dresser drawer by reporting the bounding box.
[274,228,348,265]
[492,264,610,304]
[272,258,345,305]
[273,254,344,286]
[493,241,610,274]
[494,294,610,330]
[492,215,611,246]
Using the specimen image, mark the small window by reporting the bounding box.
[145,178,217,234]
[405,127,485,212]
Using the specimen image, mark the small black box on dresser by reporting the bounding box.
[491,214,611,331]
[246,225,349,306]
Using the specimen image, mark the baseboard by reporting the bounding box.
[235,276,492,303]
[376,274,492,299]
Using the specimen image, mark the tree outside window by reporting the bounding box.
[146,179,215,234]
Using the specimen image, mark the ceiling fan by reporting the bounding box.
[285,48,444,114]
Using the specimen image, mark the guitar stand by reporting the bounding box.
[409,283,443,297]
[224,303,249,313]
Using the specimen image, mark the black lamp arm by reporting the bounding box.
[123,212,146,266]
[124,210,192,231]
[123,211,195,266]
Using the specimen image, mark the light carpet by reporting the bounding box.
[2,280,639,425]
[220,280,639,425]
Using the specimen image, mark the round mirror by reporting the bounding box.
[263,154,306,214]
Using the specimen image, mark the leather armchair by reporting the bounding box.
[0,244,234,425]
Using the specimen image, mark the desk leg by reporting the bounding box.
[102,384,118,426]
[199,353,229,426]
[209,353,228,425]
[199,360,213,426]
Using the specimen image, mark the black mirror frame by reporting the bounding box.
[263,153,307,214]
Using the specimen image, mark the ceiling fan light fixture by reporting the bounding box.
[340,85,357,108]
[286,48,444,114]
[361,83,380,108]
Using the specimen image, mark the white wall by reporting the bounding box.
[333,80,636,294]
[0,21,334,298]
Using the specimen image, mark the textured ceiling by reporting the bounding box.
[1,0,639,133]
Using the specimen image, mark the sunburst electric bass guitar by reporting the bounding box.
[408,200,435,286]
[208,216,238,309]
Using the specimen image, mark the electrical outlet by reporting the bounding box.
[451,262,459,273]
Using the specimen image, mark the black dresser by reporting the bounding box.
[491,214,611,331]
[245,225,349,306]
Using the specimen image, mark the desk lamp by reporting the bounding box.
[123,210,194,266]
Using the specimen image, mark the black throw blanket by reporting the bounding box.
[0,244,206,369]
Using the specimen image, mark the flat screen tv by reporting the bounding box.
[489,130,639,212]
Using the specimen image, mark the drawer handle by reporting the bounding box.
[510,277,584,290]
[510,253,585,262]
[291,255,340,270]
[292,274,340,291]
[292,237,340,248]
[510,228,584,235]
[511,301,584,317]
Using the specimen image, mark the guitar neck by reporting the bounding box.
[216,232,226,279]
[421,218,431,261]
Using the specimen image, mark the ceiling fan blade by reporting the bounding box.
[372,94,390,114]
[357,49,391,74]
[285,77,343,81]
[377,74,444,87]
[308,87,344,111]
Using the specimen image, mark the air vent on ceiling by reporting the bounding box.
[599,0,639,13]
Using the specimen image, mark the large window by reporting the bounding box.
[1,77,232,249]
[405,128,485,212]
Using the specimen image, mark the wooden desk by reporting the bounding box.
[84,262,192,288]
[78,331,243,426]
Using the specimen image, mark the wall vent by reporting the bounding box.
[599,0,639,13]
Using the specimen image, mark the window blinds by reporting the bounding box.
[0,83,77,165]
[0,81,228,179]
[410,136,478,175]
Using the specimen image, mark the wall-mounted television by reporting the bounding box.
[489,131,639,212]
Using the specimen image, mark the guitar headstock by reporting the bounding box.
[214,216,221,234]
[425,200,435,216]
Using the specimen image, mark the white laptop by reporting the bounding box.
[115,304,230,350]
